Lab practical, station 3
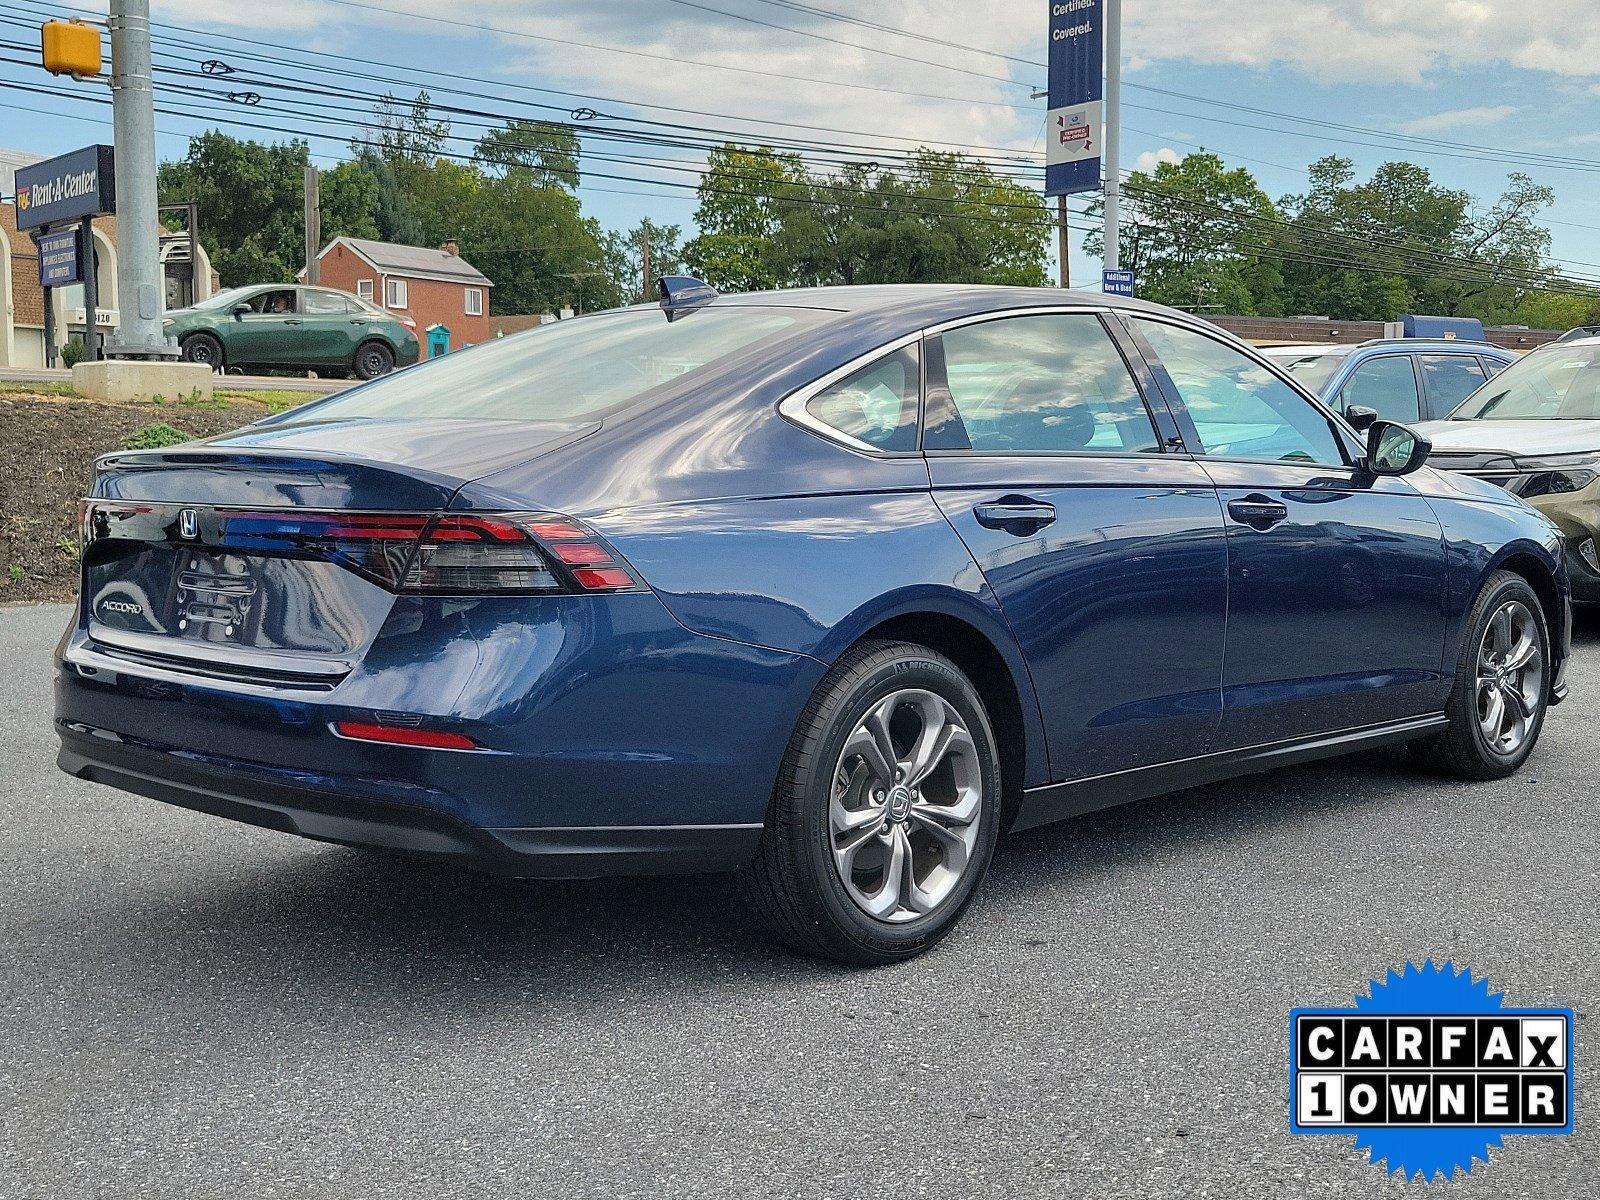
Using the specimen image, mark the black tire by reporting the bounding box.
[353,340,395,380]
[179,331,223,370]
[1410,570,1550,780]
[742,640,1002,965]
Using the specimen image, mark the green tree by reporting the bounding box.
[683,145,806,292]
[1084,151,1283,313]
[606,220,685,303]
[683,143,1049,292]
[1275,157,1560,322]
[158,132,376,286]
[474,119,580,191]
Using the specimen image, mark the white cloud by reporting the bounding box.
[1134,147,1184,172]
[1122,1,1600,84]
[147,0,1600,179]
[1395,105,1518,134]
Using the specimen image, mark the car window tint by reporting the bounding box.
[1337,355,1421,422]
[302,290,352,315]
[931,314,1159,454]
[1416,354,1486,416]
[1133,319,1344,465]
[1479,355,1509,379]
[803,345,919,452]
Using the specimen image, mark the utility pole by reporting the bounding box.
[640,219,651,303]
[303,164,321,285]
[1057,195,1070,288]
[104,0,172,357]
[1102,0,1122,273]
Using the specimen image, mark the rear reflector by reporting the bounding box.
[333,721,478,750]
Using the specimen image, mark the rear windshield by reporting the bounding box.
[276,305,832,423]
[1452,343,1600,420]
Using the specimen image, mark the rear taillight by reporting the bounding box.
[215,509,643,595]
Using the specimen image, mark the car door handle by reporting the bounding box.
[284,318,303,325]
[1227,496,1290,529]
[974,498,1056,533]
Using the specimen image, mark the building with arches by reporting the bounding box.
[2,148,216,367]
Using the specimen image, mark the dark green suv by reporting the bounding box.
[165,284,422,379]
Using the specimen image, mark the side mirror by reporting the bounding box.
[230,302,251,319]
[1363,420,1431,476]
[1344,404,1379,431]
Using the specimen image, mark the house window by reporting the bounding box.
[464,287,483,317]
[356,279,374,301]
[384,278,408,309]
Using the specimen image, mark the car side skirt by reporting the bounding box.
[1012,713,1449,833]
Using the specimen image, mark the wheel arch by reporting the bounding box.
[1487,542,1566,682]
[846,604,1047,832]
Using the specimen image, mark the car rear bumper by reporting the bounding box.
[57,721,762,878]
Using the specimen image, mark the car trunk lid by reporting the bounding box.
[81,417,600,683]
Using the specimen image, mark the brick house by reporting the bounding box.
[309,236,492,357]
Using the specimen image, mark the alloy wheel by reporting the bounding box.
[1475,599,1544,756]
[828,688,983,923]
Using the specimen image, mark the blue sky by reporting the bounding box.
[4,0,1600,293]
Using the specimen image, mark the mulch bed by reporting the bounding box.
[0,394,275,603]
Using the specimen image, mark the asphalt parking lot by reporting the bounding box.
[3,600,1596,1199]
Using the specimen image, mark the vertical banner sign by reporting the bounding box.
[1045,0,1103,196]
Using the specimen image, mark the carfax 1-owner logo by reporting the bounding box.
[1290,961,1575,1181]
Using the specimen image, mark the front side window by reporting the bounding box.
[385,278,408,309]
[247,289,296,316]
[803,345,919,452]
[1452,344,1600,421]
[1417,354,1487,415]
[927,313,1159,454]
[1134,319,1344,465]
[1336,355,1420,422]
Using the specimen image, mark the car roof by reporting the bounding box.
[706,282,1180,321]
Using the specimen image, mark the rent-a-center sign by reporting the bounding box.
[13,144,115,231]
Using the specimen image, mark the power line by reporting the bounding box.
[656,0,1027,87]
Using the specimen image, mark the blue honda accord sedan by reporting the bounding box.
[57,280,1569,963]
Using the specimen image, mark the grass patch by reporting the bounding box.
[0,380,77,398]
[122,422,192,450]
[217,388,316,414]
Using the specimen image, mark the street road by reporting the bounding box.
[3,601,1596,1198]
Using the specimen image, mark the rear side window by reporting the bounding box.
[1134,318,1345,465]
[803,345,919,452]
[1336,355,1421,422]
[1418,354,1487,416]
[926,313,1159,454]
[302,289,352,315]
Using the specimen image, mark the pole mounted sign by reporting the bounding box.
[35,228,81,286]
[1101,268,1135,297]
[12,144,115,231]
[1045,0,1104,196]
